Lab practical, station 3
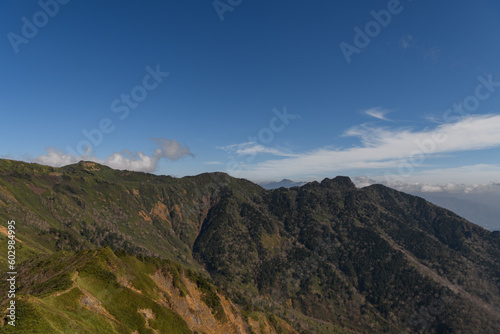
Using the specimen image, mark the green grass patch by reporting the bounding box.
[0,299,55,333]
[77,274,191,333]
[38,288,124,334]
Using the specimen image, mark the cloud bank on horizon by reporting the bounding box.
[30,113,500,191]
[33,138,193,173]
[222,113,500,183]
[352,175,500,195]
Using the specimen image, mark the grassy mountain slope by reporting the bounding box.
[1,159,499,333]
[0,247,297,334]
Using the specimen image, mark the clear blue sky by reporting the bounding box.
[2,0,500,186]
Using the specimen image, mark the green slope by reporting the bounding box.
[0,248,192,333]
[1,247,299,333]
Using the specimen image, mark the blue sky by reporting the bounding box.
[2,0,500,188]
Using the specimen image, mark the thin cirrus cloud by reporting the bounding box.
[233,114,500,181]
[33,138,193,173]
[219,142,298,157]
[363,107,392,121]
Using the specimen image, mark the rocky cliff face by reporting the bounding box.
[1,159,499,333]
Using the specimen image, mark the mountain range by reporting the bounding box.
[262,178,500,232]
[0,159,499,333]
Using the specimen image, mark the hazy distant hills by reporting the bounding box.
[410,191,500,232]
[1,159,499,333]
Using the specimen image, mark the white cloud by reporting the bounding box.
[204,161,223,165]
[219,142,297,157]
[383,164,500,187]
[363,107,392,121]
[419,185,444,192]
[34,148,81,167]
[33,138,193,173]
[352,165,500,194]
[352,176,377,188]
[227,114,500,181]
[104,151,159,173]
[151,138,193,161]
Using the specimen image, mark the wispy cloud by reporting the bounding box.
[219,142,297,157]
[363,107,392,121]
[33,138,193,173]
[204,161,223,165]
[228,114,500,181]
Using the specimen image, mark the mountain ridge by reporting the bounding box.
[1,159,499,333]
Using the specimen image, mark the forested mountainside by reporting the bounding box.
[1,159,499,333]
